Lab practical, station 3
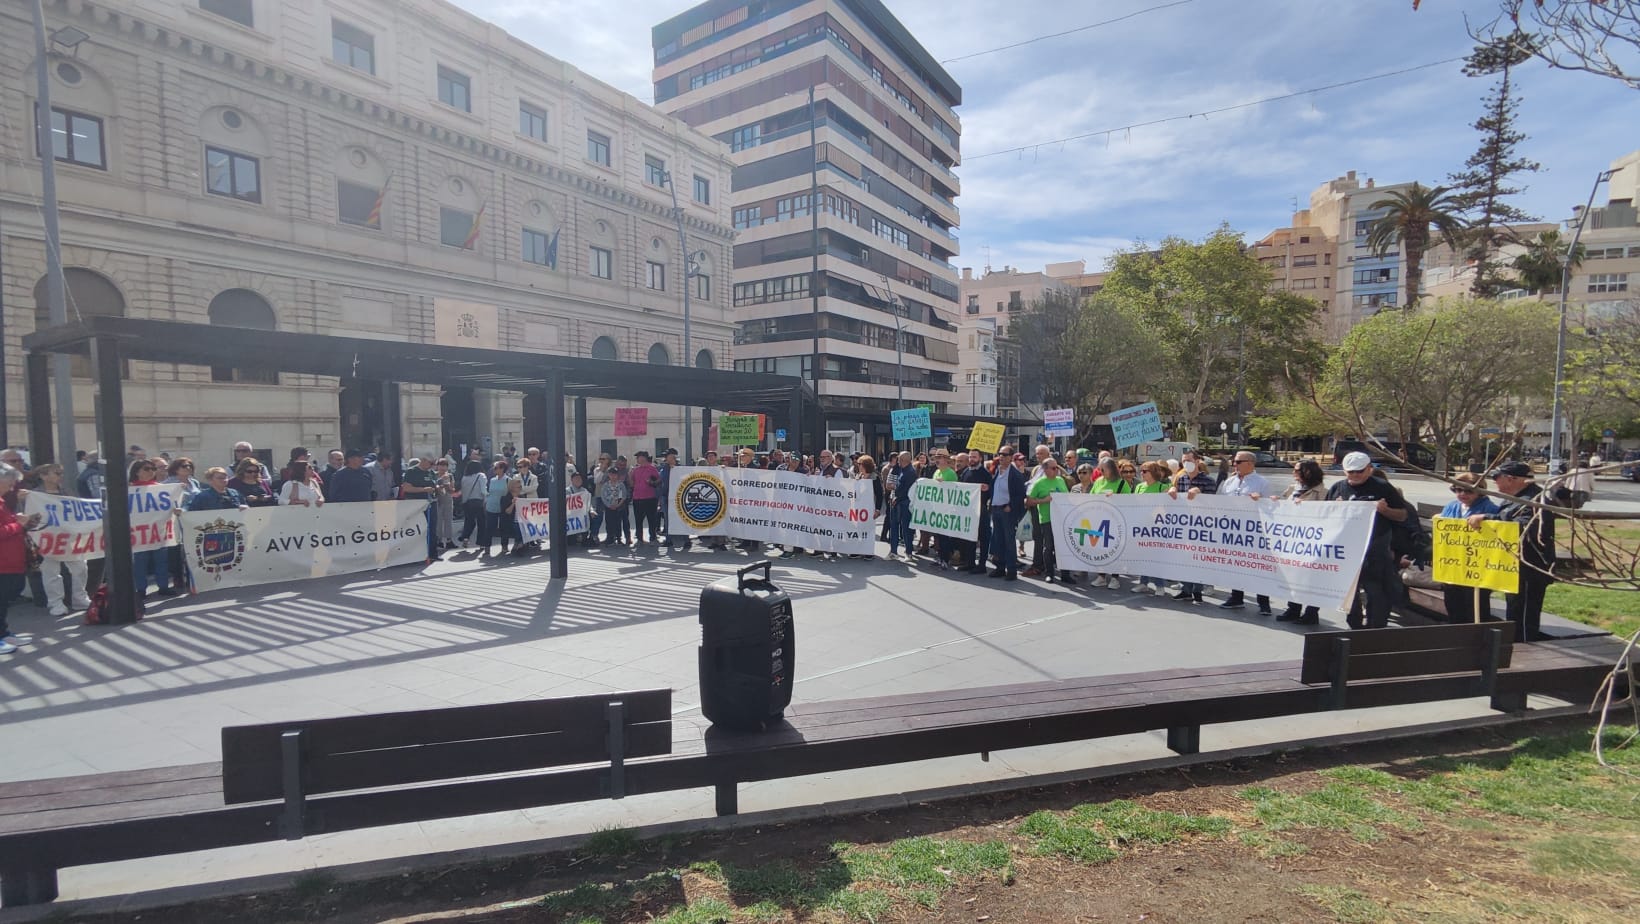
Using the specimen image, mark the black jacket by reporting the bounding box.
[1496,481,1557,580]
[959,464,992,510]
[991,466,1028,513]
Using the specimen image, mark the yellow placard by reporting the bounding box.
[1431,517,1521,594]
[966,422,1006,454]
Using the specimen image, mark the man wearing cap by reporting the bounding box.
[1326,452,1412,629]
[1469,461,1555,642]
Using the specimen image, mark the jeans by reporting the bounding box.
[487,511,511,550]
[990,506,1020,575]
[0,572,23,638]
[133,548,170,595]
[424,503,439,558]
[459,499,486,541]
[633,498,660,543]
[604,504,631,544]
[886,502,913,555]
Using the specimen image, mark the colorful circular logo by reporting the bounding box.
[674,471,727,530]
[1059,499,1127,569]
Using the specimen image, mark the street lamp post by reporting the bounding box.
[1549,168,1616,473]
[1274,421,1282,456]
[662,169,705,463]
[32,2,81,465]
[1219,421,1228,451]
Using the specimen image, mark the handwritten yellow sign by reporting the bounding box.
[966,422,1006,454]
[1432,517,1521,594]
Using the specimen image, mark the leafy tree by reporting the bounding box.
[1099,227,1324,442]
[1567,298,1640,412]
[1364,184,1470,308]
[1326,296,1557,472]
[1014,291,1163,446]
[1511,228,1586,293]
[1467,0,1640,90]
[1447,31,1541,297]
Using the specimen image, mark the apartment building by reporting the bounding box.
[652,0,961,449]
[1569,149,1640,327]
[3,0,734,461]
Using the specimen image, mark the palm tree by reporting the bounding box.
[1364,183,1469,309]
[1511,229,1586,295]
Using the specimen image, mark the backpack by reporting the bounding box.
[1390,506,1432,567]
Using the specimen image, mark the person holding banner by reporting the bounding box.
[1024,458,1074,583]
[0,464,40,654]
[188,468,248,512]
[1216,452,1274,615]
[232,459,277,508]
[1327,452,1412,630]
[22,465,91,617]
[1277,460,1329,625]
[1438,472,1501,623]
[1082,458,1131,588]
[129,459,180,600]
[276,460,326,508]
[959,450,992,574]
[1168,450,1217,603]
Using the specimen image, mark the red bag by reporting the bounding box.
[83,583,143,625]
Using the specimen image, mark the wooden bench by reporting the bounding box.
[0,689,670,907]
[1300,623,1518,712]
[0,635,1626,907]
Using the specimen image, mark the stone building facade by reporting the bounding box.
[1,0,735,464]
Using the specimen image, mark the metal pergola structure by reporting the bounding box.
[23,316,813,625]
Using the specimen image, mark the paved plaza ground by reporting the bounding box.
[0,474,1624,906]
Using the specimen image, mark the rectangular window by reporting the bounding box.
[437,65,471,112]
[1293,254,1317,267]
[1354,219,1372,239]
[440,206,475,249]
[37,107,104,169]
[331,20,374,74]
[647,261,666,290]
[732,206,761,229]
[337,179,381,228]
[1353,267,1398,285]
[694,273,710,301]
[1292,278,1317,290]
[693,174,710,204]
[587,130,611,166]
[1299,235,1311,244]
[522,227,554,266]
[519,101,548,142]
[200,0,253,27]
[205,146,260,202]
[645,154,667,187]
[1352,292,1399,309]
[730,124,761,152]
[1588,273,1629,293]
[590,246,613,279]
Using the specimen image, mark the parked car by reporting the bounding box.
[1621,449,1640,482]
[1330,440,1437,473]
[1251,450,1282,468]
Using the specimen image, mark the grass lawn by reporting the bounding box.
[1545,583,1640,639]
[71,721,1640,924]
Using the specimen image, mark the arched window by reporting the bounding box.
[647,342,671,365]
[591,336,619,361]
[695,348,715,370]
[34,268,125,378]
[207,289,278,384]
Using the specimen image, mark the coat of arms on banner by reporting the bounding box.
[674,471,727,530]
[194,518,246,581]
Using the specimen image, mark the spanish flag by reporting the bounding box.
[366,172,392,228]
[463,200,487,250]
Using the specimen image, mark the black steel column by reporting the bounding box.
[24,351,53,464]
[573,396,588,477]
[94,336,136,625]
[544,371,567,580]
[700,408,711,459]
[382,381,402,468]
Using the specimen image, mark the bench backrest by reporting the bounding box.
[220,689,671,804]
[1299,623,1515,685]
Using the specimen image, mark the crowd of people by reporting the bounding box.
[0,433,1566,656]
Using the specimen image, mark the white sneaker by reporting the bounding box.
[1091,576,1108,588]
[0,642,15,655]
[4,635,32,645]
[72,597,92,609]
[1131,581,1148,593]
[48,606,68,618]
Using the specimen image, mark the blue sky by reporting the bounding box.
[455,0,1639,273]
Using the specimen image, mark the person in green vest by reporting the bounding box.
[1023,458,1074,584]
[1130,461,1172,593]
[1087,457,1133,588]
[931,450,960,569]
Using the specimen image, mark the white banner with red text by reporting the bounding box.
[179,501,430,591]
[24,484,185,561]
[1049,493,1377,609]
[514,491,593,540]
[667,466,876,554]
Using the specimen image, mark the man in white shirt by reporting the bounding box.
[1217,451,1273,614]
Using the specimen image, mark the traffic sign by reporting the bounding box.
[775,429,787,441]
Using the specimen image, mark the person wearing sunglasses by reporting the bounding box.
[129,460,181,600]
[1439,472,1501,624]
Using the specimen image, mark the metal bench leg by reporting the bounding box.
[715,781,738,817]
[280,729,307,840]
[1166,725,1200,755]
[1,867,59,907]
[1490,690,1528,713]
[1329,638,1351,710]
[605,701,627,800]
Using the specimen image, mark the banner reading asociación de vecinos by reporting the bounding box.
[1050,493,1377,609]
[179,501,430,591]
[667,466,876,555]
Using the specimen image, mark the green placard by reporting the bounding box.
[719,414,760,445]
[918,403,935,411]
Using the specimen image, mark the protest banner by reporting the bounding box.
[180,500,430,591]
[24,484,185,561]
[667,466,875,554]
[967,422,1006,454]
[614,407,649,436]
[1109,402,1164,448]
[1432,517,1520,596]
[891,407,932,441]
[1051,493,1376,609]
[1043,408,1075,435]
[515,490,594,541]
[719,414,760,445]
[907,478,981,540]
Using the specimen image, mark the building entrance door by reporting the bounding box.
[339,379,386,452]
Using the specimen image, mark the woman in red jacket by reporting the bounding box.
[0,463,41,655]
